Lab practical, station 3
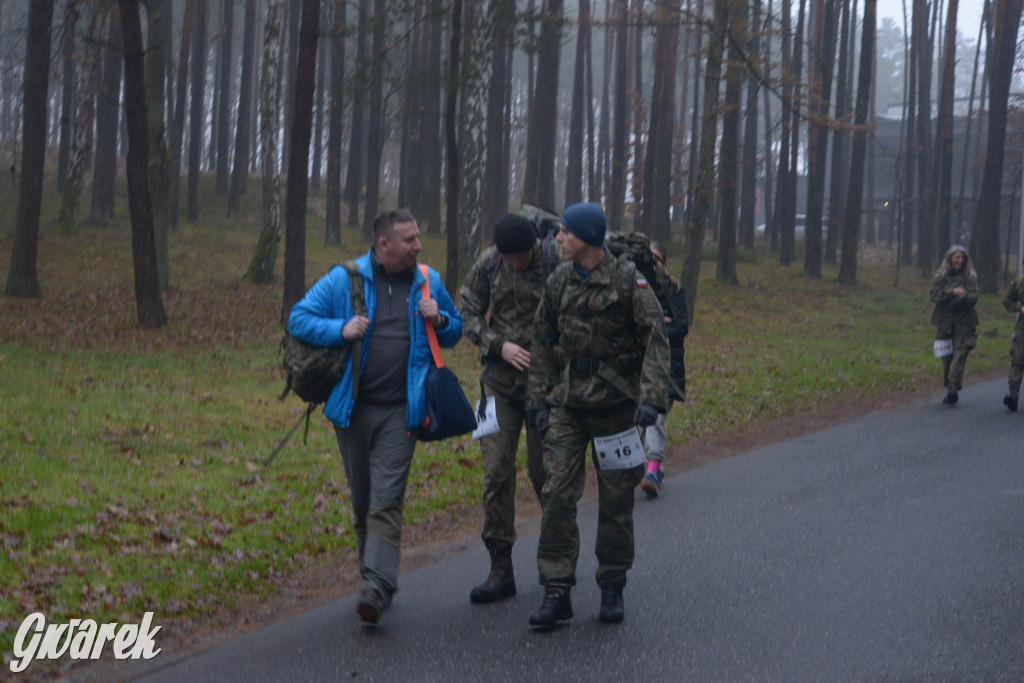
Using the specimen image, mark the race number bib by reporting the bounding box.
[933,338,953,358]
[593,427,645,470]
[472,397,500,439]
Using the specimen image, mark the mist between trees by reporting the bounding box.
[1,0,1021,328]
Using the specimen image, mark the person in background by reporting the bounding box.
[1000,261,1024,412]
[640,241,689,497]
[459,214,549,604]
[929,244,978,405]
[288,209,462,626]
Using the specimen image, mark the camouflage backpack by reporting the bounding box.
[268,261,365,465]
[604,231,678,320]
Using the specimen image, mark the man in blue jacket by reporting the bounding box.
[288,209,462,626]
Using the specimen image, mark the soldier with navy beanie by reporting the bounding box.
[560,202,607,247]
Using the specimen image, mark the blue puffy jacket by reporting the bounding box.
[287,251,463,429]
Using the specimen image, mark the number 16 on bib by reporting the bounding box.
[593,427,646,470]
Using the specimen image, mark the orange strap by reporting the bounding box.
[419,264,444,369]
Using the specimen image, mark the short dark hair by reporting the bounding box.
[373,209,417,243]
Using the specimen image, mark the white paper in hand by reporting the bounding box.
[472,397,500,439]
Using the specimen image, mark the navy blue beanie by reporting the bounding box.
[493,214,537,254]
[562,202,607,247]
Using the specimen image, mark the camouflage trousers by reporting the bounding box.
[1008,325,1024,394]
[537,402,645,593]
[938,323,976,391]
[479,390,545,548]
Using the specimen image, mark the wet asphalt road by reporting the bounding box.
[82,378,1024,682]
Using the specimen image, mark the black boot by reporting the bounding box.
[599,587,624,623]
[470,543,516,604]
[529,591,573,627]
[942,387,958,405]
[1004,394,1019,412]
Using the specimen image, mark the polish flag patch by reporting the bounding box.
[636,277,648,288]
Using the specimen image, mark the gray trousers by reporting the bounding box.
[335,401,416,604]
[642,399,674,464]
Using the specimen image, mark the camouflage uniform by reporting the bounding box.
[529,251,670,593]
[1002,275,1024,397]
[929,267,979,391]
[459,245,548,549]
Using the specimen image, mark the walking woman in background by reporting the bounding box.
[929,245,979,405]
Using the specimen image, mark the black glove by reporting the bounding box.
[528,408,549,432]
[633,404,659,427]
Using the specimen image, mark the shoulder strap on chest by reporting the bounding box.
[340,260,364,400]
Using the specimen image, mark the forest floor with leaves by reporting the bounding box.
[0,208,1018,679]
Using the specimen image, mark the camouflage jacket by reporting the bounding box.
[459,245,549,399]
[930,268,979,330]
[528,250,670,412]
[1003,276,1024,333]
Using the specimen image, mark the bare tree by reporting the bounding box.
[118,0,166,327]
[5,0,55,298]
[281,0,321,324]
[344,0,368,228]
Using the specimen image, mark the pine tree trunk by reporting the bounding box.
[229,0,257,215]
[837,0,876,284]
[5,0,55,298]
[521,0,564,210]
[57,0,79,193]
[187,0,208,222]
[344,0,368,228]
[973,0,1023,291]
[91,8,122,223]
[118,0,167,327]
[445,0,463,294]
[682,0,728,322]
[325,0,346,246]
[215,0,235,195]
[482,0,514,235]
[245,0,285,285]
[145,0,170,292]
[360,0,387,241]
[606,0,629,229]
[58,0,111,237]
[933,0,959,254]
[281,0,321,324]
[716,0,743,286]
[640,0,679,242]
[564,0,589,207]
